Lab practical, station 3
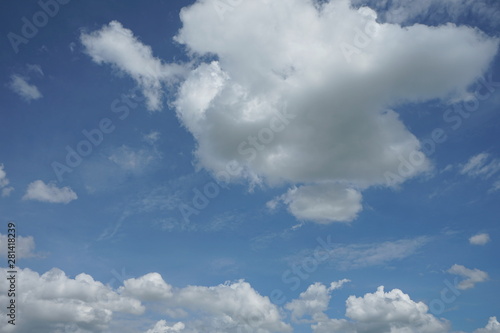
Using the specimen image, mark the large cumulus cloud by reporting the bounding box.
[81,0,499,223]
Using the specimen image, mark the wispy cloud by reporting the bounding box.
[460,153,500,178]
[9,74,42,102]
[288,236,430,270]
[108,145,160,173]
[26,63,44,76]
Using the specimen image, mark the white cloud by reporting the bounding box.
[0,165,8,187]
[474,317,500,333]
[0,233,38,259]
[145,321,185,333]
[120,272,291,332]
[81,0,499,225]
[0,164,14,197]
[285,279,350,322]
[469,233,491,245]
[447,264,489,290]
[460,153,500,178]
[0,267,144,333]
[269,184,363,223]
[121,273,173,301]
[9,74,42,102]
[314,286,450,333]
[80,21,187,111]
[173,279,292,332]
[23,180,78,204]
[0,267,495,333]
[353,0,500,29]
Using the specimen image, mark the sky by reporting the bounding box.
[0,0,500,332]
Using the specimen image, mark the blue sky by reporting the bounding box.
[1,0,500,332]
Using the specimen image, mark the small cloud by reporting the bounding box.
[269,184,363,224]
[0,164,14,197]
[9,74,43,102]
[23,180,78,204]
[288,236,430,270]
[441,164,453,173]
[143,131,160,144]
[469,233,491,245]
[0,233,41,258]
[447,264,489,290]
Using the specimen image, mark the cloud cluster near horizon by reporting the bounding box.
[0,267,496,333]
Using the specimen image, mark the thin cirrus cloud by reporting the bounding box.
[447,264,489,290]
[268,184,363,223]
[80,0,499,225]
[0,267,144,333]
[9,74,43,102]
[22,180,78,204]
[474,317,500,333]
[460,153,500,178]
[285,279,350,323]
[288,236,430,270]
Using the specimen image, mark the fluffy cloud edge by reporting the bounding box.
[22,180,78,204]
[447,264,489,290]
[469,233,491,245]
[1,267,497,333]
[9,74,42,102]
